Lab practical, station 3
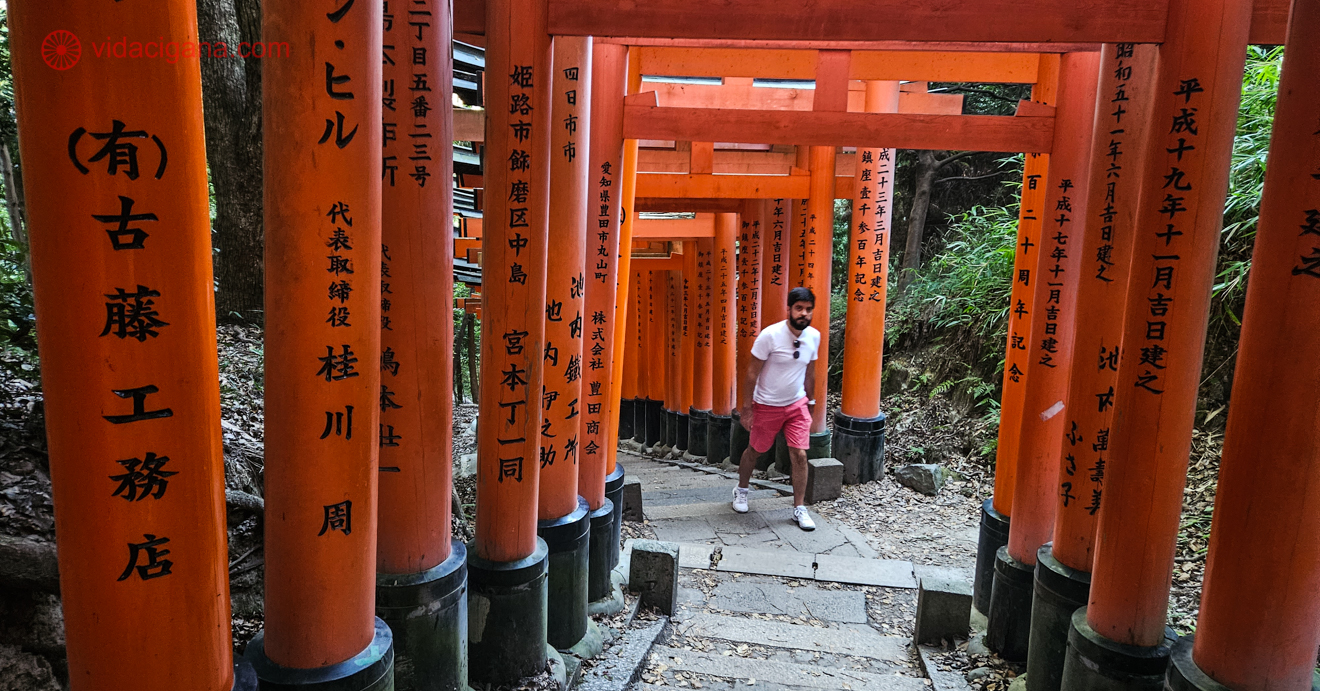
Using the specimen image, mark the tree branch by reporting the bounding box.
[935,170,1015,184]
[930,86,1021,105]
[226,489,265,514]
[934,150,977,171]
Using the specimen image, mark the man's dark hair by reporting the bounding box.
[788,286,815,307]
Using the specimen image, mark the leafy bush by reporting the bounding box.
[887,201,1019,358]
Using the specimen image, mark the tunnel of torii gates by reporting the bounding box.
[6,0,1320,689]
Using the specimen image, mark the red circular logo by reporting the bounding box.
[41,30,81,70]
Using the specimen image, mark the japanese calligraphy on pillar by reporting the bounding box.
[492,61,540,488]
[1128,76,1211,397]
[542,44,587,486]
[1058,43,1153,528]
[849,149,893,304]
[77,102,183,578]
[769,199,786,288]
[303,0,380,544]
[473,0,551,566]
[718,245,731,347]
[1005,158,1049,386]
[737,215,762,339]
[72,115,186,575]
[377,0,451,482]
[794,200,808,287]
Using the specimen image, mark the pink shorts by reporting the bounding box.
[749,397,811,453]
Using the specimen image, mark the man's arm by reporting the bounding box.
[740,356,765,425]
[804,354,818,413]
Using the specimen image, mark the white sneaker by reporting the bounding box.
[732,486,750,513]
[794,506,816,531]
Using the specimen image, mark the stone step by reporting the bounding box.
[645,496,796,520]
[673,612,911,663]
[648,646,929,690]
[667,542,918,589]
[636,473,731,491]
[644,486,780,507]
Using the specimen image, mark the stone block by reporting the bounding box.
[628,540,680,615]
[896,463,949,496]
[804,457,844,504]
[914,576,973,645]
[621,477,644,521]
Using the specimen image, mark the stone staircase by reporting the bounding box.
[618,451,970,691]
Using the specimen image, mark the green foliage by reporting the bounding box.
[887,200,1020,352]
[1212,46,1282,328]
[0,11,32,362]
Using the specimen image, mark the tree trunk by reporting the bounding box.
[0,142,31,282]
[899,150,940,289]
[464,313,479,405]
[453,313,465,404]
[198,0,265,323]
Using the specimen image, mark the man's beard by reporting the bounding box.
[789,315,811,330]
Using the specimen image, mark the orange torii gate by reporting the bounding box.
[12,0,1319,687]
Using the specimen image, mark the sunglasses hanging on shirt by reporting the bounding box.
[793,340,801,359]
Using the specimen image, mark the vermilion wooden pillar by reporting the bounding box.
[763,198,791,326]
[707,213,739,463]
[791,145,810,289]
[647,269,667,447]
[1026,43,1156,691]
[975,54,1059,617]
[604,51,642,530]
[835,80,900,486]
[730,201,765,465]
[582,41,625,510]
[664,269,681,450]
[536,35,591,652]
[258,0,389,685]
[804,146,837,445]
[11,3,234,688]
[1174,1,1320,687]
[988,51,1099,664]
[375,0,467,685]
[1063,0,1253,685]
[679,245,697,453]
[690,239,715,457]
[470,0,553,681]
[629,267,648,444]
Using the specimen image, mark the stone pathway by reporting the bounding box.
[619,450,962,691]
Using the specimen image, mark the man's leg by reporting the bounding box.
[737,443,760,489]
[788,446,808,506]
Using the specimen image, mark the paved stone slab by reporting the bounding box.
[651,517,720,544]
[577,617,669,691]
[796,588,869,624]
[677,543,716,569]
[646,496,795,520]
[709,510,774,536]
[831,523,880,559]
[820,542,863,558]
[707,579,807,617]
[918,645,974,691]
[637,472,728,491]
[676,612,910,662]
[814,554,917,589]
[914,563,974,583]
[650,646,928,690]
[644,486,779,507]
[714,545,815,579]
[760,507,852,554]
[705,577,869,624]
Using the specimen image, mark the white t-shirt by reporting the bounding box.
[750,320,821,406]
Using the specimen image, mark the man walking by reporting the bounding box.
[732,286,820,531]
